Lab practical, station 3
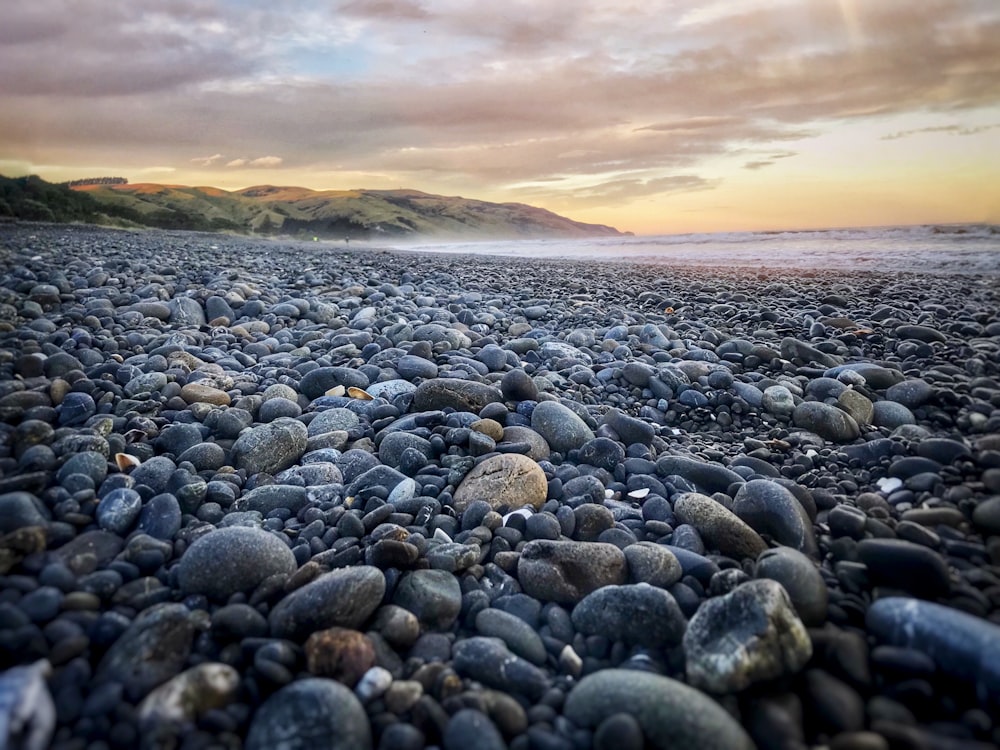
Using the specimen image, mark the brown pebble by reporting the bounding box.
[305,627,376,686]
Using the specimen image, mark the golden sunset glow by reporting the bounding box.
[1,1,998,233]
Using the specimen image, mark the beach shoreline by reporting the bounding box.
[1,223,999,749]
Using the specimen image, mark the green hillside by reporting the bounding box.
[71,181,626,239]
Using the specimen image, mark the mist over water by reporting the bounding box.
[400,224,1000,276]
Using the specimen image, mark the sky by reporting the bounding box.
[1,0,999,234]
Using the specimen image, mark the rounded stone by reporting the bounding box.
[792,402,860,442]
[412,378,502,413]
[179,382,231,406]
[673,492,767,561]
[571,583,686,648]
[755,546,828,626]
[564,669,755,750]
[391,569,462,630]
[683,579,812,693]
[452,454,548,514]
[178,526,298,600]
[269,567,386,640]
[245,678,371,750]
[517,539,627,604]
[231,418,308,476]
[733,479,816,556]
[530,401,595,453]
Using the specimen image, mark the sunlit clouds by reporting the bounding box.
[1,0,998,232]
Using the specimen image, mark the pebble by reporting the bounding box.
[733,479,817,556]
[245,678,372,750]
[570,583,686,648]
[230,417,308,476]
[857,539,952,599]
[392,569,463,630]
[452,453,548,513]
[867,597,1000,703]
[177,526,298,600]
[517,539,628,604]
[530,401,595,453]
[564,669,755,749]
[792,401,860,442]
[673,492,767,560]
[269,567,386,639]
[683,579,812,692]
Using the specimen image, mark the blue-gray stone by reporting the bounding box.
[245,678,371,750]
[867,597,1000,704]
[530,401,595,453]
[655,455,744,495]
[564,669,755,750]
[269,567,385,639]
[733,479,817,556]
[177,526,297,600]
[452,637,548,700]
[96,488,142,535]
[571,583,685,648]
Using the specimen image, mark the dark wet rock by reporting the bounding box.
[231,418,308,476]
[603,408,655,446]
[894,324,947,343]
[755,547,828,626]
[571,583,686,648]
[857,539,952,598]
[300,367,370,399]
[452,637,548,700]
[656,455,745,495]
[231,484,309,515]
[867,597,1000,704]
[245,678,371,750]
[501,369,538,401]
[531,401,595,453]
[96,603,208,701]
[733,479,817,556]
[564,669,755,749]
[684,579,812,693]
[623,541,683,587]
[885,379,935,408]
[972,496,1000,535]
[452,453,548,514]
[475,608,547,665]
[792,402,860,442]
[392,569,462,630]
[95,487,142,535]
[824,363,904,389]
[0,492,49,532]
[518,539,627,604]
[673,492,767,560]
[177,526,297,600]
[443,708,506,750]
[413,378,502,413]
[269,567,385,639]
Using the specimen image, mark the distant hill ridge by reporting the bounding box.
[0,173,625,238]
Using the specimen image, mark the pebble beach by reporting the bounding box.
[2,223,1000,750]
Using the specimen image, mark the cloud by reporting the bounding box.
[191,153,225,166]
[882,122,1000,139]
[247,155,283,167]
[0,0,998,211]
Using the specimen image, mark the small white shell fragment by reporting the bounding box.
[502,507,534,525]
[559,645,583,677]
[876,476,904,494]
[325,385,346,397]
[628,487,651,500]
[348,386,373,400]
[114,453,141,472]
[433,527,453,543]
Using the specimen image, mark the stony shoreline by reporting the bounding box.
[1,224,999,750]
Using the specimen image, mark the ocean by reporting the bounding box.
[398,224,1000,277]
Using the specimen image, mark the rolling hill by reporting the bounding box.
[68,181,627,239]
